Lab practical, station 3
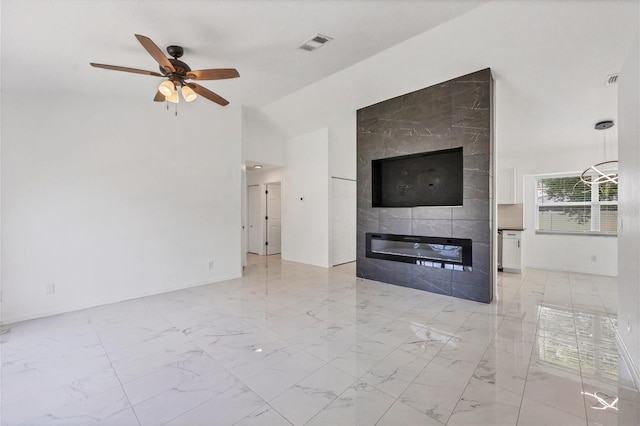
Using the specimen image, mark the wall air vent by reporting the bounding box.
[605,74,619,85]
[299,34,333,51]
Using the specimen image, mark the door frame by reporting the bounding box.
[246,180,282,256]
[330,176,357,266]
[247,184,263,255]
[265,182,282,255]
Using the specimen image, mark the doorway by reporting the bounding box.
[246,182,281,256]
[266,183,281,255]
[247,185,262,254]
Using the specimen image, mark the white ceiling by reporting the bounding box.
[258,0,638,160]
[2,0,638,163]
[0,0,486,107]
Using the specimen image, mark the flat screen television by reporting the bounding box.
[372,147,463,207]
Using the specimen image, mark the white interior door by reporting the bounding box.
[266,183,281,255]
[248,185,262,254]
[332,178,356,266]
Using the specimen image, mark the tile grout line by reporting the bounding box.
[354,292,456,425]
[370,294,488,425]
[160,337,278,424]
[88,310,143,426]
[568,275,593,423]
[517,271,593,423]
[442,272,525,425]
[514,268,544,426]
[309,311,433,422]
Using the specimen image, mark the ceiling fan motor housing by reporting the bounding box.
[161,58,192,82]
[166,45,184,58]
[159,45,191,81]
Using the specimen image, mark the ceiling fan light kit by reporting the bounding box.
[90,34,239,110]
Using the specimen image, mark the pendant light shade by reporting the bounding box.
[181,85,198,102]
[166,90,179,104]
[159,80,176,97]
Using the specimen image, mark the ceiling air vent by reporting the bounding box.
[605,74,619,85]
[299,34,333,51]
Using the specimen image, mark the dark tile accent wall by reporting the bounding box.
[356,69,494,303]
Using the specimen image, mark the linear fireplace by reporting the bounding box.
[366,233,472,271]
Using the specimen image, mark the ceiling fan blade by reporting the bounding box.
[187,68,240,80]
[153,90,166,102]
[187,83,229,106]
[90,63,164,77]
[134,34,175,73]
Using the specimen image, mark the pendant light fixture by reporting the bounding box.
[181,85,198,102]
[166,90,179,104]
[158,80,176,97]
[579,120,618,186]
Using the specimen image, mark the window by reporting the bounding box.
[536,174,617,235]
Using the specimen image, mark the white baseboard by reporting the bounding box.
[616,331,640,391]
[1,273,240,325]
[525,263,617,277]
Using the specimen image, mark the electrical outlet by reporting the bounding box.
[591,255,597,262]
[208,261,214,270]
[46,283,55,295]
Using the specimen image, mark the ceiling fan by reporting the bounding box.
[90,34,239,106]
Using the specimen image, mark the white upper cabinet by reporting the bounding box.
[497,167,516,204]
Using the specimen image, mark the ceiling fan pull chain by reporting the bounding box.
[175,102,178,117]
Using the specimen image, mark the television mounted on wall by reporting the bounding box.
[372,147,463,208]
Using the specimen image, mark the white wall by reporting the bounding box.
[281,128,329,267]
[1,93,242,324]
[618,30,640,380]
[241,106,285,166]
[246,168,285,187]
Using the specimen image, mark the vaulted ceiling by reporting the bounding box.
[0,0,485,107]
[2,0,638,161]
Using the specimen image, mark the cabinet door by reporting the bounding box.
[502,238,521,271]
[497,168,516,204]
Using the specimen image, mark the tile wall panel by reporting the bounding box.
[356,69,494,303]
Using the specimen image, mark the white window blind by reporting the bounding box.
[536,175,617,235]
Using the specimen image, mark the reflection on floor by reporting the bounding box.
[2,254,639,425]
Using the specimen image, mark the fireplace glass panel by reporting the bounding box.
[365,233,472,269]
[370,239,463,263]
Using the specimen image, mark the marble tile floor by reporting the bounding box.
[1,254,639,425]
